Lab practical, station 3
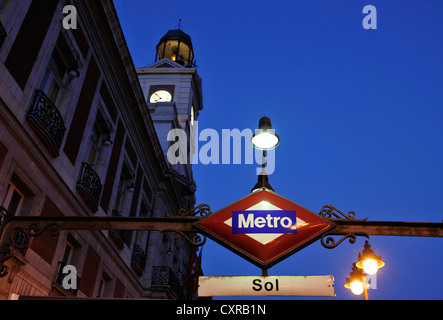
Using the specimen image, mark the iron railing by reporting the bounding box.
[151,266,183,299]
[27,90,66,157]
[131,244,146,274]
[77,163,102,212]
[109,210,126,249]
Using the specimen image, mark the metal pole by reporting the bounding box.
[363,274,369,300]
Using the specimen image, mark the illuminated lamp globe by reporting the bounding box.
[356,241,385,275]
[251,116,280,150]
[349,280,364,296]
[344,263,365,296]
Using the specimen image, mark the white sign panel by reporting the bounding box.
[198,276,335,297]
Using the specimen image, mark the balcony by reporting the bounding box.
[151,266,184,299]
[54,262,80,297]
[27,90,66,157]
[77,162,102,213]
[109,210,127,249]
[131,244,146,275]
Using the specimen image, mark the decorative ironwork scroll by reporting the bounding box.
[169,204,211,247]
[178,204,212,217]
[172,231,207,247]
[322,233,355,249]
[319,205,368,221]
[318,205,369,249]
[0,222,61,278]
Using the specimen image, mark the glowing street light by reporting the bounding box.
[344,263,367,298]
[345,241,386,300]
[251,116,280,150]
[356,240,385,275]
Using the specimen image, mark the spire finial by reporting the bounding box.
[177,19,182,30]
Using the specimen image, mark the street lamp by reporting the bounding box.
[251,116,280,150]
[356,240,385,275]
[344,263,368,299]
[345,241,385,300]
[251,116,279,194]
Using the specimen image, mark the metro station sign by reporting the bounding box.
[194,189,335,268]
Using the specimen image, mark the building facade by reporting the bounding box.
[0,0,202,299]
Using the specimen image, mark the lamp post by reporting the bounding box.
[251,116,280,193]
[345,241,385,300]
[251,116,280,276]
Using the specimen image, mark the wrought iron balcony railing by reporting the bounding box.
[55,262,80,297]
[0,19,6,47]
[151,266,184,299]
[131,244,146,275]
[27,90,66,157]
[109,210,126,249]
[77,162,102,213]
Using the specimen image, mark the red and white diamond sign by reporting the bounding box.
[195,189,335,268]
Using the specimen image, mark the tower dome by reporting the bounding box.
[155,28,196,67]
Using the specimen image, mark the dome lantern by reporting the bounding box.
[155,24,196,67]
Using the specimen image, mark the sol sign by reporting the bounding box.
[198,276,335,297]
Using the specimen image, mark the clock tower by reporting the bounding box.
[137,26,203,209]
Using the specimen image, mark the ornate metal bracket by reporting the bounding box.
[0,223,61,277]
[319,205,368,221]
[319,205,369,249]
[165,204,211,247]
[320,233,369,249]
[177,203,212,217]
[172,231,207,247]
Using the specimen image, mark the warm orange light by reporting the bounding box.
[356,241,385,275]
[345,263,366,296]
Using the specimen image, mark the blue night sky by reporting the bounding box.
[114,0,443,299]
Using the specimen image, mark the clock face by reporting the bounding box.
[149,90,172,103]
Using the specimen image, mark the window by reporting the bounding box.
[88,120,105,166]
[87,112,111,167]
[97,272,112,298]
[39,34,79,112]
[83,111,112,183]
[61,242,74,266]
[40,48,66,105]
[134,200,150,246]
[113,163,133,213]
[1,182,24,217]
